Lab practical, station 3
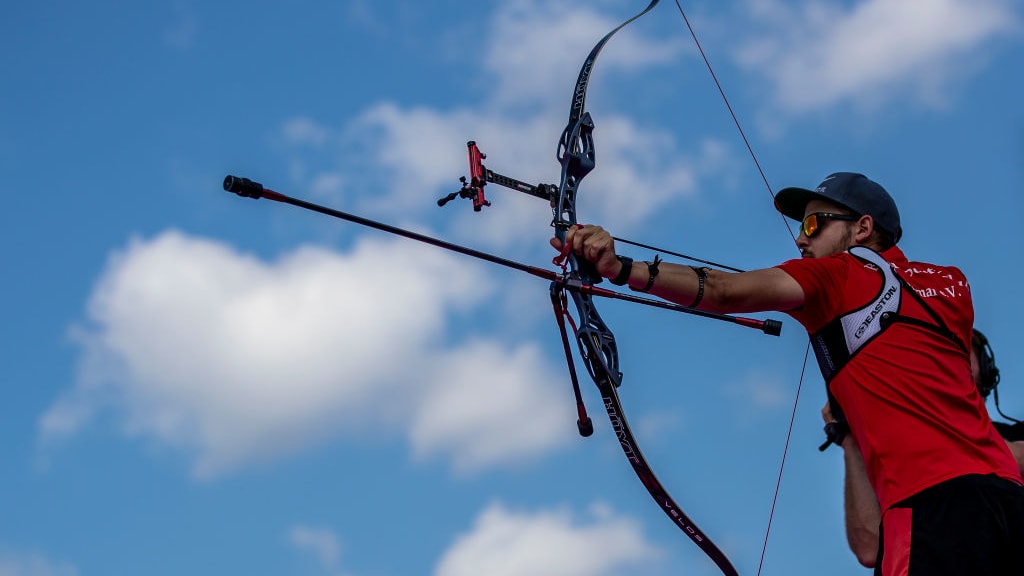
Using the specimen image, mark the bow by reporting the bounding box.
[551,3,742,574]
[223,3,786,574]
[440,2,744,574]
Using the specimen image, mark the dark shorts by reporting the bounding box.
[875,474,1024,576]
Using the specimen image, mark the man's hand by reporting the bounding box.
[550,225,622,279]
[820,401,850,451]
[822,402,832,423]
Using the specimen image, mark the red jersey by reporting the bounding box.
[777,246,1020,510]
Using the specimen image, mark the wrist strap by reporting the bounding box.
[633,255,662,293]
[610,256,633,286]
[689,266,709,307]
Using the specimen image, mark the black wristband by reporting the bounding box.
[689,266,708,308]
[633,255,662,293]
[610,256,633,286]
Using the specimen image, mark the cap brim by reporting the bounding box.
[774,187,823,222]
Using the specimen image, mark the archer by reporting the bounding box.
[558,172,1024,575]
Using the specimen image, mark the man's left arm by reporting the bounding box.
[556,225,806,314]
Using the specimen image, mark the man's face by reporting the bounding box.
[796,199,857,258]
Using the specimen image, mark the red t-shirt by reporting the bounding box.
[777,246,1020,510]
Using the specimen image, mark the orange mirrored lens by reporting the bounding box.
[801,214,819,237]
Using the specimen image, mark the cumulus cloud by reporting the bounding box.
[736,0,1022,114]
[434,502,660,576]
[41,230,572,478]
[410,342,572,473]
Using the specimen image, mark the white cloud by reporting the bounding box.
[41,230,571,478]
[288,526,345,575]
[283,116,331,147]
[0,549,77,576]
[410,342,574,474]
[484,0,685,110]
[735,0,1022,114]
[343,102,711,249]
[724,366,793,417]
[434,502,660,576]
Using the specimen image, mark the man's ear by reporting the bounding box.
[854,214,875,244]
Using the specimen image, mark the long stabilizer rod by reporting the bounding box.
[222,175,782,336]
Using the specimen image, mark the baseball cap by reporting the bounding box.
[774,172,902,242]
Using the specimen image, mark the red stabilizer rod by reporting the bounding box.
[223,174,556,281]
[221,175,783,337]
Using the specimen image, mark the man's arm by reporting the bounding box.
[649,264,805,314]
[554,226,806,313]
[841,434,881,568]
[822,402,880,567]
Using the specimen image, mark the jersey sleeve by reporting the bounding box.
[775,254,856,333]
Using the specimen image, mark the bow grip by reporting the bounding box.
[576,258,603,285]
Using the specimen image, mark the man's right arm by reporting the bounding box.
[823,402,881,567]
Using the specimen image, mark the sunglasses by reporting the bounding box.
[800,212,858,238]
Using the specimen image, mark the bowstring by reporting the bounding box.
[669,2,813,574]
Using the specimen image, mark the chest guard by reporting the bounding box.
[812,247,967,450]
[811,247,967,384]
[810,247,901,382]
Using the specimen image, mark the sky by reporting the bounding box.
[2,0,1023,575]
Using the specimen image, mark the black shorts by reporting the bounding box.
[875,474,1024,576]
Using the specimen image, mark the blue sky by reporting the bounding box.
[2,1,1023,575]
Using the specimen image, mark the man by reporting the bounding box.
[555,172,1024,575]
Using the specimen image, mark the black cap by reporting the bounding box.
[775,172,902,242]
